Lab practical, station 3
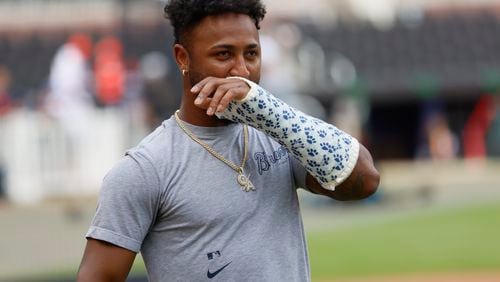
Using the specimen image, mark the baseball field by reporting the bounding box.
[3,198,498,281]
[306,201,500,281]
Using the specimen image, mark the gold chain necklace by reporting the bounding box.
[174,110,255,192]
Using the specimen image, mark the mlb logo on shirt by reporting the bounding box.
[207,251,221,260]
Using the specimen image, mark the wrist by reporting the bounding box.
[225,76,259,103]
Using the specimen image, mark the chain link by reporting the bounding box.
[174,110,248,174]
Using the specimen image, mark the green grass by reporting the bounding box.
[16,202,500,281]
[307,202,500,280]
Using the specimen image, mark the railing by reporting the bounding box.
[0,108,134,204]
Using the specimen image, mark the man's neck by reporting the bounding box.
[178,101,232,127]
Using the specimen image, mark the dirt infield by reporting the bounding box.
[323,272,500,282]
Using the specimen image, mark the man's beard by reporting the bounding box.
[188,68,206,91]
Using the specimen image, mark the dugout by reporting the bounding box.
[290,9,500,160]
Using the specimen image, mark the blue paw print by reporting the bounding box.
[307,160,321,167]
[299,116,308,123]
[265,119,275,128]
[242,103,255,114]
[282,110,290,120]
[291,138,305,149]
[269,132,280,139]
[320,142,334,153]
[334,154,344,163]
[307,148,318,157]
[316,168,327,176]
[256,114,266,121]
[335,163,345,171]
[306,135,316,144]
[231,115,244,123]
[318,130,327,138]
[282,128,289,139]
[291,124,301,133]
[322,155,331,165]
[258,100,266,109]
[237,108,246,116]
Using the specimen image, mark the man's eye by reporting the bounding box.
[217,51,230,58]
[246,51,259,58]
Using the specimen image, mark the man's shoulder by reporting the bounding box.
[105,118,178,186]
[127,118,177,161]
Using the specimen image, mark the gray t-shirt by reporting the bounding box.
[86,116,310,281]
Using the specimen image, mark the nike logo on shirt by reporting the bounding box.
[207,261,232,279]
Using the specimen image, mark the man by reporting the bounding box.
[77,1,379,281]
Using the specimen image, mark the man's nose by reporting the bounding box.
[229,55,250,78]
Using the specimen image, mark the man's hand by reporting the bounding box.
[190,77,250,116]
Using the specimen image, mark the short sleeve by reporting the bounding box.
[86,151,161,253]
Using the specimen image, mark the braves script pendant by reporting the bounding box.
[237,173,255,192]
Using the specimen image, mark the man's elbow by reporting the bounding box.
[76,268,95,282]
[333,144,380,201]
[352,143,380,200]
[358,165,380,199]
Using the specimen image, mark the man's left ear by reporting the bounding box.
[173,44,190,75]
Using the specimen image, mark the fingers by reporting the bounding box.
[191,77,250,116]
[208,82,241,115]
[192,77,221,107]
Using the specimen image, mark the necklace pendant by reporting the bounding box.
[237,173,255,192]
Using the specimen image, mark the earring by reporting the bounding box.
[182,69,188,76]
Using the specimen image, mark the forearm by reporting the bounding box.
[77,239,135,282]
[216,77,359,191]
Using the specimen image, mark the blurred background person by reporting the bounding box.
[0,65,12,116]
[94,36,125,107]
[44,33,94,143]
[416,103,459,160]
[0,65,12,200]
[463,95,498,161]
[486,96,500,156]
[43,33,95,193]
